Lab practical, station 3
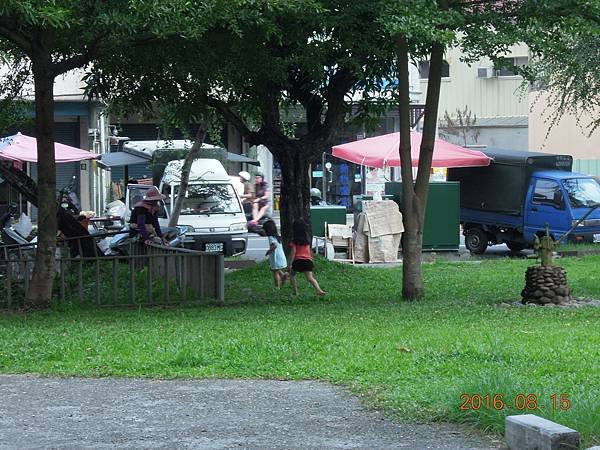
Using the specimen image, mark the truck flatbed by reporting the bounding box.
[460,208,523,230]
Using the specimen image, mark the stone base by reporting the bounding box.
[505,414,581,450]
[521,266,572,305]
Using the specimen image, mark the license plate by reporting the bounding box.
[594,234,600,243]
[205,242,224,252]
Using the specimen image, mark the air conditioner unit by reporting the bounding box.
[477,67,496,78]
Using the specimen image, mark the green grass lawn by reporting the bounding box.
[1,256,599,445]
[557,241,600,252]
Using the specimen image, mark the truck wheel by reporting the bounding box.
[507,241,527,252]
[465,228,488,254]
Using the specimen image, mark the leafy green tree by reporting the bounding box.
[87,0,379,242]
[207,0,397,245]
[0,1,183,306]
[85,19,228,228]
[385,0,597,299]
[529,30,600,135]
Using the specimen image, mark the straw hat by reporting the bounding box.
[144,186,166,201]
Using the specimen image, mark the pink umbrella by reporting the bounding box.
[0,132,99,164]
[332,131,490,168]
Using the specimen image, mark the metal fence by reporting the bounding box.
[0,234,224,310]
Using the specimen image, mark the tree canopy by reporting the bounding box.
[529,30,600,135]
[0,0,189,305]
[2,0,598,305]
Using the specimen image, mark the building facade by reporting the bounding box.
[529,90,600,176]
[417,44,530,151]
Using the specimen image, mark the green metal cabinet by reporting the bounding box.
[385,181,460,251]
[310,205,347,237]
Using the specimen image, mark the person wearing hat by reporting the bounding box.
[310,187,325,206]
[129,186,166,244]
[238,171,254,216]
[251,171,271,225]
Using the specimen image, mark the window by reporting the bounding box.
[533,179,564,208]
[563,178,600,208]
[419,60,450,79]
[174,183,242,215]
[495,56,528,76]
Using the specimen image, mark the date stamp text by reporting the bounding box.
[459,393,571,411]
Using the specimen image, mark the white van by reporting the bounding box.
[125,158,247,255]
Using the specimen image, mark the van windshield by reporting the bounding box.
[563,178,600,208]
[174,183,242,215]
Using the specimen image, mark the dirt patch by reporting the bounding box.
[0,375,499,449]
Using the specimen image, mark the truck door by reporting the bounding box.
[524,178,570,240]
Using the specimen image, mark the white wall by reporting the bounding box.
[529,91,600,158]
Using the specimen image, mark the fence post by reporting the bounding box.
[216,253,225,305]
[6,254,12,310]
[60,255,65,303]
[112,258,118,305]
[147,255,153,304]
[129,257,136,305]
[163,255,169,304]
[95,259,101,306]
[78,259,84,304]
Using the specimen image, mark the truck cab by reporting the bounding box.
[125,158,247,255]
[524,172,600,243]
[448,149,600,254]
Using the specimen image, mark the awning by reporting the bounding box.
[332,132,491,169]
[98,151,151,168]
[226,152,261,165]
[122,140,260,165]
[0,132,99,164]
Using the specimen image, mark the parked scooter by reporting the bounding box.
[89,200,127,233]
[104,200,127,228]
[0,205,36,278]
[105,225,188,256]
[58,176,81,218]
[1,204,34,247]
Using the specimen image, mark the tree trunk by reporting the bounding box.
[277,146,311,247]
[396,37,444,300]
[167,119,208,227]
[26,63,56,308]
[396,35,424,300]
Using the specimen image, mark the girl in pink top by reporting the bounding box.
[288,219,326,296]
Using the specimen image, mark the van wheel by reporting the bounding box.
[465,228,488,254]
[507,241,527,252]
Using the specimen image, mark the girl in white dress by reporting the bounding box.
[263,220,289,288]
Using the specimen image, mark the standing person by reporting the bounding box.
[129,186,166,244]
[288,219,326,296]
[238,171,254,217]
[263,220,288,289]
[251,171,270,225]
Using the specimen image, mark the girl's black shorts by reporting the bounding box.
[291,259,314,273]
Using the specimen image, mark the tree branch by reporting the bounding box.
[207,97,260,145]
[287,71,323,131]
[0,17,34,56]
[301,67,356,147]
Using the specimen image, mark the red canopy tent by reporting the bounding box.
[332,131,490,168]
[0,133,98,164]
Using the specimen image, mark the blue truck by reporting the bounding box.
[447,149,600,254]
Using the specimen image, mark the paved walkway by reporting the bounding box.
[0,376,500,449]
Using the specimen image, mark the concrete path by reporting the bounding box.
[0,375,500,449]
